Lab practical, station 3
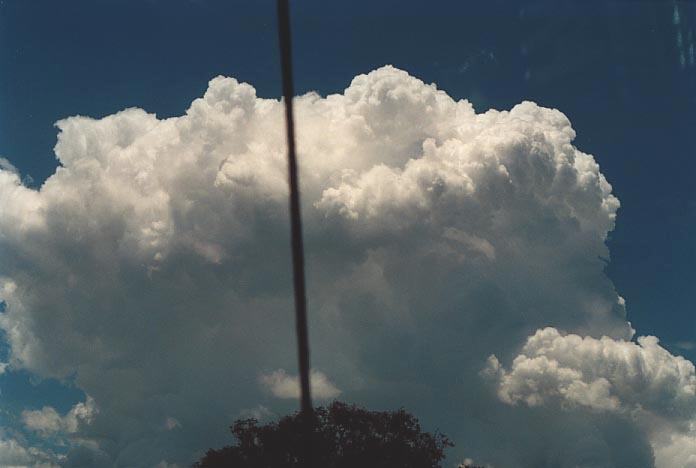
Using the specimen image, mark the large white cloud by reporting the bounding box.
[0,65,687,467]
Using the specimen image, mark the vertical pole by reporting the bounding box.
[276,0,314,465]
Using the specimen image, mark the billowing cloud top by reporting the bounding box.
[488,328,696,416]
[0,66,692,467]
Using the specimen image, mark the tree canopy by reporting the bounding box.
[194,401,453,468]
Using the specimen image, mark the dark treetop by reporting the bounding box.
[194,401,453,468]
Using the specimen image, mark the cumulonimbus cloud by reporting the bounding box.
[0,66,691,467]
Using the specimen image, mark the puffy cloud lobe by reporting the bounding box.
[0,157,19,175]
[163,418,181,431]
[13,399,97,466]
[22,398,97,436]
[259,369,341,400]
[0,66,666,466]
[0,433,57,468]
[488,328,696,415]
[0,437,39,468]
[315,103,619,238]
[653,429,696,468]
[488,327,696,466]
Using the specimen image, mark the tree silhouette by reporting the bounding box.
[194,401,453,468]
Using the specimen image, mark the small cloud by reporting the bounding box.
[155,461,181,468]
[164,417,181,431]
[259,369,341,400]
[238,405,274,421]
[22,397,97,436]
[190,239,226,264]
[458,458,492,468]
[23,406,64,435]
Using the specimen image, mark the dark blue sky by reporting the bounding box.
[1,0,694,386]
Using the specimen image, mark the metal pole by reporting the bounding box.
[276,0,314,465]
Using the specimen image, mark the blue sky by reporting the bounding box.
[0,1,695,466]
